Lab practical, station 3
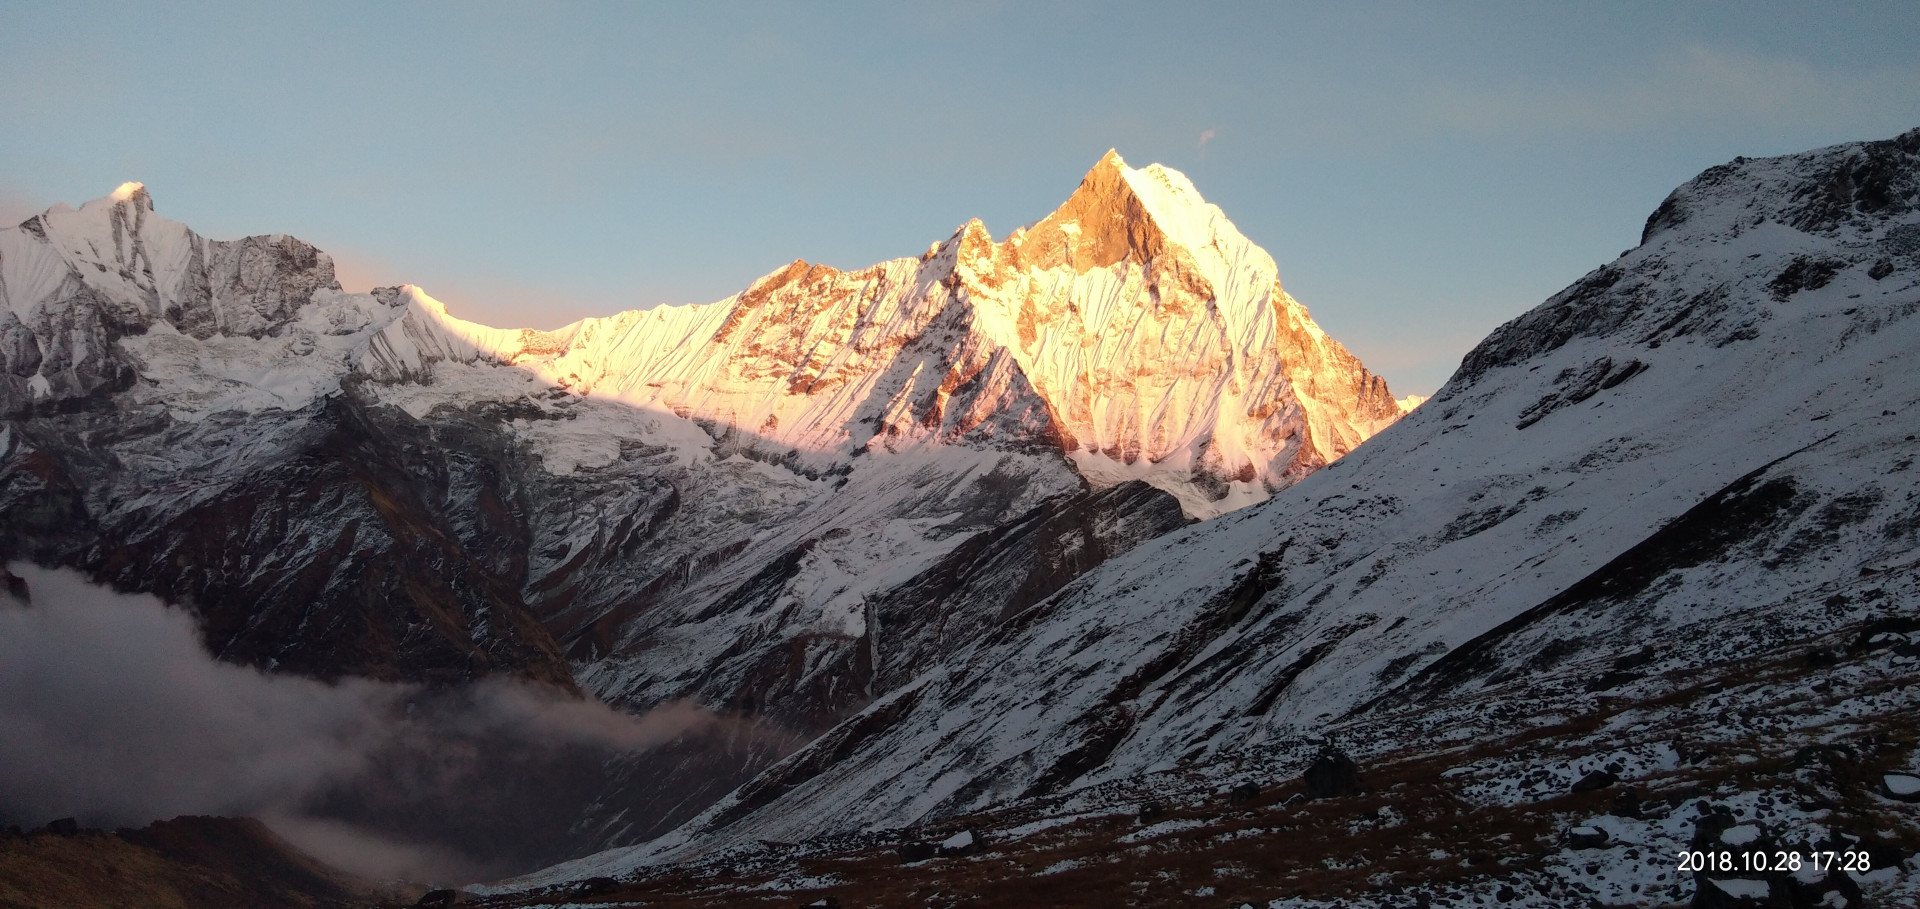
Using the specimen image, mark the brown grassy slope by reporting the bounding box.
[0,815,397,909]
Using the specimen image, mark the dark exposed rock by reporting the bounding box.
[1768,256,1846,301]
[1303,749,1361,800]
[1571,769,1618,793]
[869,480,1186,694]
[1689,804,1738,851]
[1515,357,1649,429]
[2,394,576,689]
[897,841,937,863]
[575,876,620,896]
[1384,463,1809,706]
[414,889,459,908]
[1786,870,1863,909]
[1857,836,1910,872]
[1692,876,1776,908]
[1849,616,1920,652]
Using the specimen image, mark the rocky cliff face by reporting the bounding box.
[0,184,341,415]
[0,157,1401,852]
[523,128,1920,883]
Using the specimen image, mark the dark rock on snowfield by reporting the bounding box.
[1570,769,1617,793]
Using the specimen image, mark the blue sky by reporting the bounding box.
[4,2,1916,395]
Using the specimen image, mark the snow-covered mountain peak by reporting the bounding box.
[3,162,1401,523]
[341,156,1401,517]
[108,180,150,205]
[1006,149,1178,273]
[995,151,1277,324]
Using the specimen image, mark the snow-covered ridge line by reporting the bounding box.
[349,151,1402,518]
[4,152,1401,518]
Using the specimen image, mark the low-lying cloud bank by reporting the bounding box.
[0,563,728,884]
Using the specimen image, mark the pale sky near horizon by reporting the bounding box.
[4,2,1917,395]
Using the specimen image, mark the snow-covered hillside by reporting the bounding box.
[522,128,1920,894]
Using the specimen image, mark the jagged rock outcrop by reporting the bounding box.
[0,183,340,417]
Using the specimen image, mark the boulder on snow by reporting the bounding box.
[1571,769,1618,793]
[1303,749,1361,799]
[1689,804,1739,850]
[937,829,978,857]
[1566,825,1610,849]
[1610,787,1642,818]
[1848,617,1919,652]
[1883,772,1920,802]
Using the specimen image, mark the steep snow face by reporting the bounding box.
[356,152,1401,519]
[529,128,1920,874]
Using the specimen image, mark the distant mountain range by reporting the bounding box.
[8,127,1918,906]
[0,153,1405,856]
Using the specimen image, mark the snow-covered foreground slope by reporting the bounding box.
[520,128,1920,889]
[0,156,1400,860]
